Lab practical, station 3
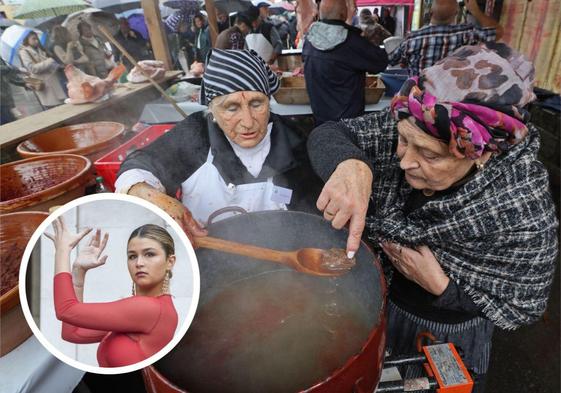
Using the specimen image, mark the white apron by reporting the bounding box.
[181,149,288,225]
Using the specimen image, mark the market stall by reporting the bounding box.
[0,71,182,148]
[1,1,559,393]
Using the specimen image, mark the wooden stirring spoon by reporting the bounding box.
[195,236,356,277]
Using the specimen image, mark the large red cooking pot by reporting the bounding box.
[144,211,387,393]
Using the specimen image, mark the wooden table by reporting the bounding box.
[0,71,182,147]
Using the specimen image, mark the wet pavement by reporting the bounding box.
[486,260,560,392]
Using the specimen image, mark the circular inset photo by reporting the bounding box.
[18,194,200,374]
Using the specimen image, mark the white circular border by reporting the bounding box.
[18,193,201,375]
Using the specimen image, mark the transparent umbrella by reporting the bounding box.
[91,0,142,15]
[23,15,66,31]
[14,0,89,19]
[62,8,119,40]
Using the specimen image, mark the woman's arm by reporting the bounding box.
[307,109,396,256]
[54,273,162,334]
[127,182,207,242]
[46,219,112,343]
[53,45,73,65]
[117,112,209,194]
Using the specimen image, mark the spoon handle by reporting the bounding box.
[195,236,289,264]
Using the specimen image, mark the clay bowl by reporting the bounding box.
[0,154,92,213]
[16,122,125,162]
[0,211,49,356]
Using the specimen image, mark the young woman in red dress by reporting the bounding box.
[46,217,178,367]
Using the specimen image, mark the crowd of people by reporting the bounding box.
[0,18,152,125]
[0,1,406,126]
[2,0,557,391]
[0,2,302,125]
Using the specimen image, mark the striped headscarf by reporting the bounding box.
[201,49,280,105]
[391,43,535,159]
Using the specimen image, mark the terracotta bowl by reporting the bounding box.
[0,154,92,213]
[16,122,125,162]
[0,211,49,356]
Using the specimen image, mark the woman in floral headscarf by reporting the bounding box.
[307,43,558,392]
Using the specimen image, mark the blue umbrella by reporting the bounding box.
[0,25,47,67]
[127,13,149,40]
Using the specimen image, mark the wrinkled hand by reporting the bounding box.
[129,183,207,245]
[316,159,373,258]
[73,229,108,272]
[45,216,92,252]
[381,242,450,295]
[158,194,207,244]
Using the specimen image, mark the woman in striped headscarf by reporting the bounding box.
[307,43,558,392]
[116,49,322,239]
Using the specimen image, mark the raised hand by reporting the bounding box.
[73,229,109,272]
[44,216,92,252]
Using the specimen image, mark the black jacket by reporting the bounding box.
[118,111,323,214]
[302,19,388,124]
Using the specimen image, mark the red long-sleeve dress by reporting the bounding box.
[54,272,178,367]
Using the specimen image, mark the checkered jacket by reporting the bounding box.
[389,23,496,76]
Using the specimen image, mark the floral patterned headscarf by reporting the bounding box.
[391,43,536,159]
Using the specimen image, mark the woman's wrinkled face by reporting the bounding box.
[396,118,475,191]
[127,237,175,296]
[210,91,270,148]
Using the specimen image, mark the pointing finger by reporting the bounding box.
[346,213,365,259]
